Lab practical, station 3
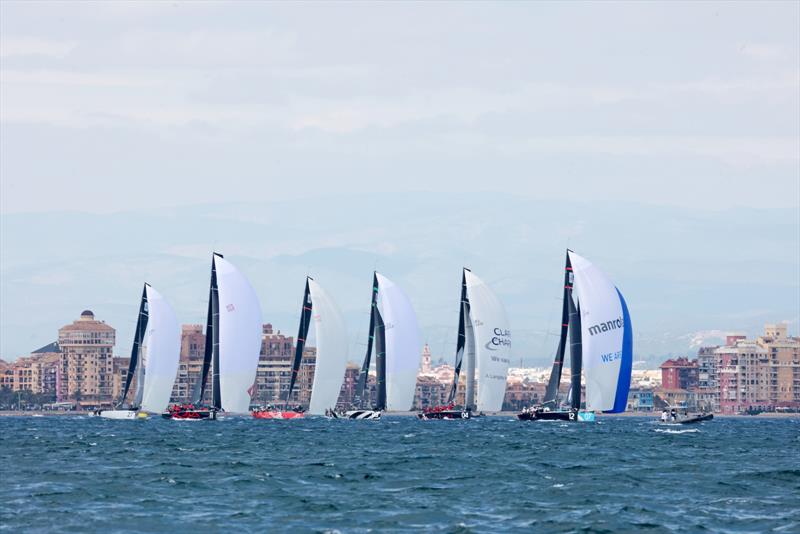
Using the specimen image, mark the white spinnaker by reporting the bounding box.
[376,273,421,411]
[215,255,263,413]
[568,251,629,412]
[465,270,511,413]
[307,279,349,415]
[140,285,181,413]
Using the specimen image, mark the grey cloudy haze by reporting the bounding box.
[2,1,798,212]
[0,2,798,363]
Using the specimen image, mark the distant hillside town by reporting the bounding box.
[0,310,797,414]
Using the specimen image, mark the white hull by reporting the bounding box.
[98,410,146,420]
[343,410,381,420]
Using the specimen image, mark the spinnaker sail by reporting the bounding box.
[375,273,421,411]
[193,253,262,414]
[215,254,263,414]
[307,278,349,415]
[464,270,510,413]
[568,251,632,413]
[139,285,181,413]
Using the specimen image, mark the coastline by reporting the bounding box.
[2,410,798,419]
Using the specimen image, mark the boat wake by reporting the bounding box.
[654,428,700,434]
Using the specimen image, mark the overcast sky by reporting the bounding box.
[1,1,798,214]
[1,2,798,362]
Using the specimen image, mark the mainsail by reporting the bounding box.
[447,270,470,403]
[120,285,149,408]
[307,278,349,415]
[139,285,181,413]
[568,251,632,413]
[285,279,313,405]
[193,253,263,413]
[354,273,381,408]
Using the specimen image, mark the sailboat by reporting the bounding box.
[418,268,511,420]
[253,277,348,419]
[340,272,420,420]
[164,253,262,420]
[98,284,180,420]
[518,250,632,422]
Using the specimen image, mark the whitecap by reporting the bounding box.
[654,428,699,434]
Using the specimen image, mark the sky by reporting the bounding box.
[1,1,798,364]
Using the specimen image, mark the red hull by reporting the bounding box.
[252,410,305,420]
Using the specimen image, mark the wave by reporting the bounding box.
[653,428,700,434]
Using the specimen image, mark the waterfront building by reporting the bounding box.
[0,360,13,389]
[706,324,799,414]
[3,343,61,397]
[660,357,699,390]
[502,380,547,411]
[57,311,116,407]
[171,324,208,403]
[696,345,720,412]
[626,388,654,412]
[111,356,132,403]
[414,374,448,410]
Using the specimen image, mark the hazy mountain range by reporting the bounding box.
[1,192,797,368]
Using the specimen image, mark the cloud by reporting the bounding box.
[0,37,76,58]
[740,43,787,61]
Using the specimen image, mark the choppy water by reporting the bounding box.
[1,416,799,533]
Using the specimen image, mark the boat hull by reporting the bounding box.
[343,410,381,420]
[417,409,470,420]
[162,407,216,420]
[97,410,147,420]
[252,410,305,419]
[661,413,713,425]
[517,409,595,422]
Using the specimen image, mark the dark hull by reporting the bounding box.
[663,413,714,425]
[517,410,576,421]
[417,410,470,420]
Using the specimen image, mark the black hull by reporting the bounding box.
[417,410,470,420]
[663,413,713,425]
[517,410,576,422]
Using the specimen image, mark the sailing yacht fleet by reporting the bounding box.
[99,249,633,422]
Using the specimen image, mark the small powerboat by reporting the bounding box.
[659,408,713,425]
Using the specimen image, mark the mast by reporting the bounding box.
[448,269,470,404]
[568,294,583,411]
[285,278,313,405]
[543,251,573,407]
[119,284,149,408]
[354,272,380,408]
[373,307,387,410]
[193,253,221,408]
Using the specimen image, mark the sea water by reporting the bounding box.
[1,416,798,533]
